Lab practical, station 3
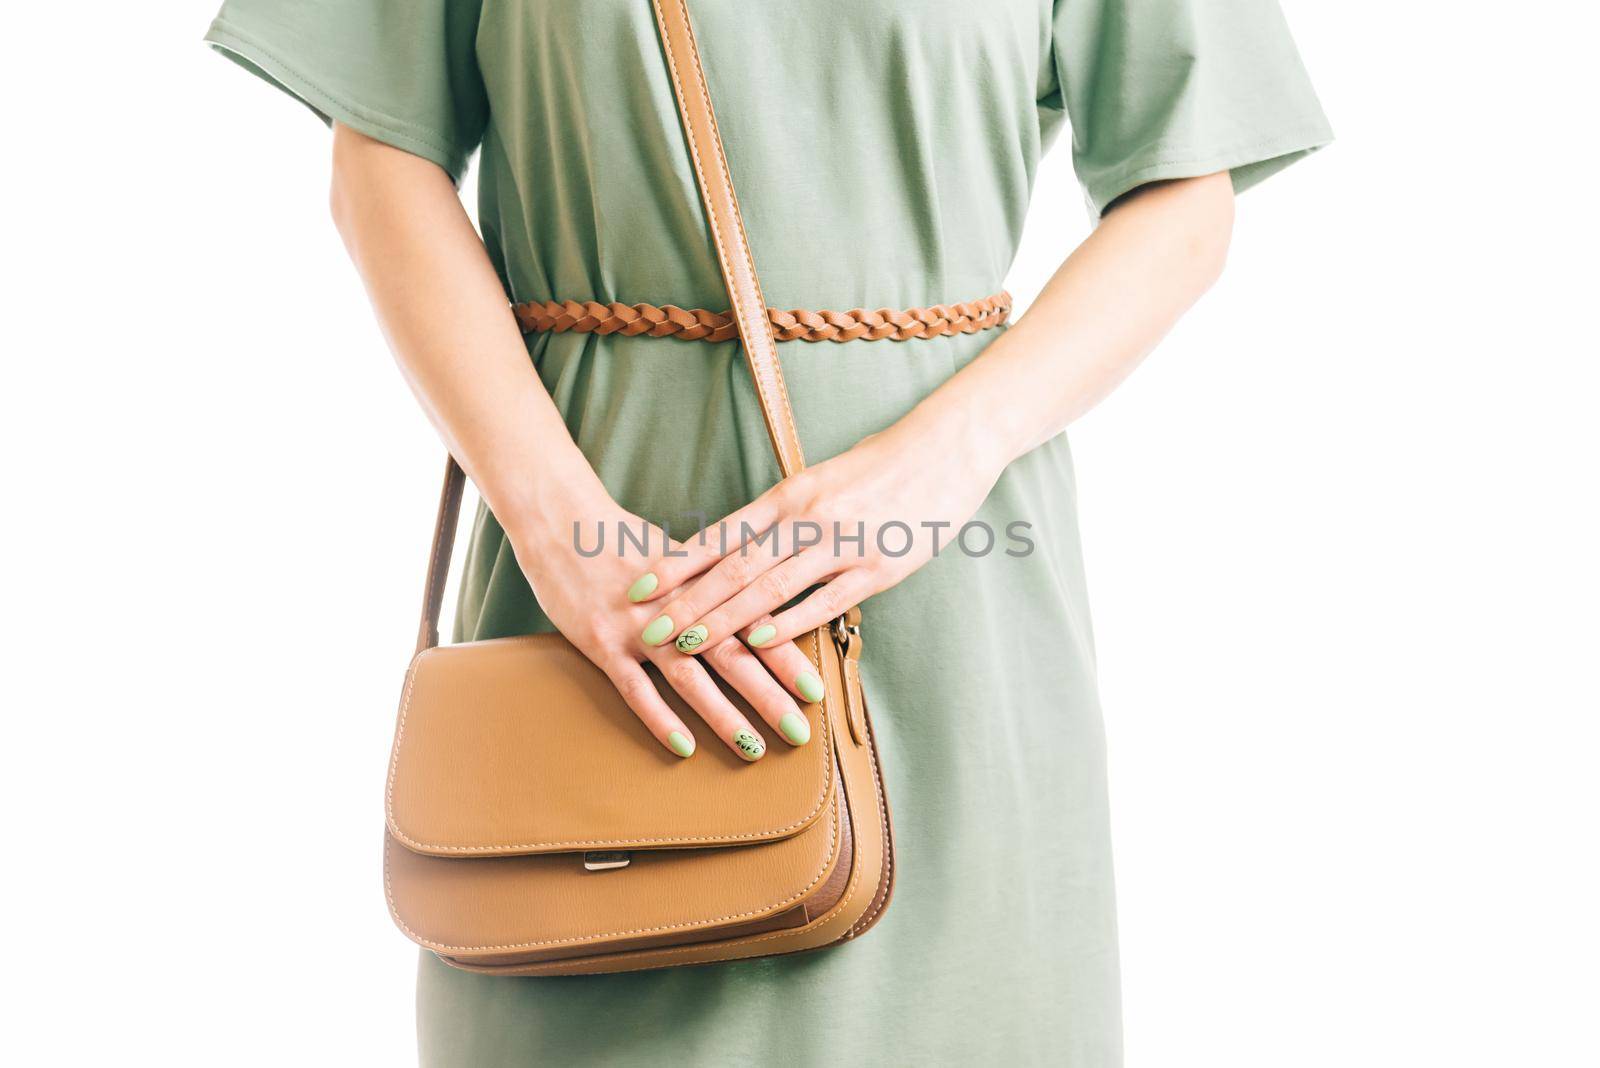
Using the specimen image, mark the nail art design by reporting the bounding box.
[641,614,674,646]
[746,624,776,648]
[676,624,709,654]
[796,671,825,704]
[732,728,766,762]
[626,572,659,603]
[667,731,696,758]
[778,711,811,746]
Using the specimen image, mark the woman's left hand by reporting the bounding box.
[629,406,1010,656]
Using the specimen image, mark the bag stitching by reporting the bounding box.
[384,716,843,953]
[385,630,834,852]
[469,649,894,972]
[664,0,804,477]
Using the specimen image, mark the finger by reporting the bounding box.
[622,495,785,605]
[603,659,698,759]
[645,645,769,762]
[623,535,724,605]
[764,571,880,649]
[672,549,838,655]
[643,533,805,653]
[744,626,828,709]
[699,636,811,746]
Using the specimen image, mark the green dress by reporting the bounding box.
[206,2,1329,1063]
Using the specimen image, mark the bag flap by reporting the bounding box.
[386,632,835,857]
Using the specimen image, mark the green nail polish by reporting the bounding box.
[796,671,825,704]
[746,624,776,648]
[778,712,811,746]
[641,614,674,646]
[626,572,659,603]
[732,728,766,762]
[667,731,695,758]
[676,624,709,653]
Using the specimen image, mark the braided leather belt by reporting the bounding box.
[512,290,1011,343]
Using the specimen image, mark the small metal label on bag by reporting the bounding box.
[583,851,632,871]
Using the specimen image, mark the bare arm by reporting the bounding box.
[328,123,601,530]
[926,173,1234,468]
[637,173,1237,652]
[329,123,822,761]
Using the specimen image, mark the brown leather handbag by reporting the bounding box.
[382,0,895,976]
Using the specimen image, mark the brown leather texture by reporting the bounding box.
[650,0,804,477]
[413,456,464,657]
[385,616,895,973]
[382,0,895,976]
[384,631,859,968]
[388,633,835,856]
[511,291,1013,343]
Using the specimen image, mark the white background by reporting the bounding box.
[4,3,1597,1065]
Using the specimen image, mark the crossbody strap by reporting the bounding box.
[414,0,804,653]
[649,0,806,477]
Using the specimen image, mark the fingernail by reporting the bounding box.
[641,614,674,646]
[796,671,825,704]
[732,727,766,762]
[746,624,777,648]
[667,730,696,758]
[778,711,811,746]
[676,624,709,653]
[626,572,659,603]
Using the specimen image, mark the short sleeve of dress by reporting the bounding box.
[203,0,488,183]
[1046,0,1333,218]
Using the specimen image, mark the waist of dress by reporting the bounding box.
[511,290,1011,343]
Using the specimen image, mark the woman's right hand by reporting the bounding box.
[505,490,820,762]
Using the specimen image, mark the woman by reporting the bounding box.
[205,0,1328,1062]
